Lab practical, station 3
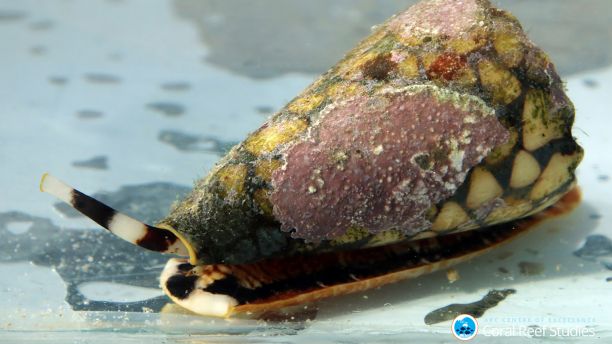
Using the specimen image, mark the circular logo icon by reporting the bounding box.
[451,314,478,340]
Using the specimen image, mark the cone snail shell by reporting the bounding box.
[42,0,583,317]
[159,0,583,265]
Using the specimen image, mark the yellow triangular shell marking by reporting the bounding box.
[286,94,325,115]
[446,34,486,55]
[431,201,470,232]
[244,119,308,156]
[396,54,420,79]
[217,164,247,198]
[522,89,565,151]
[529,152,580,201]
[254,159,282,183]
[492,19,525,68]
[421,52,438,72]
[510,150,542,188]
[477,59,522,105]
[253,188,274,218]
[453,66,478,88]
[466,167,504,209]
[493,32,524,68]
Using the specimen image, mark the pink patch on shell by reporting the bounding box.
[270,86,509,242]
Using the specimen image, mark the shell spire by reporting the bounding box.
[40,174,190,257]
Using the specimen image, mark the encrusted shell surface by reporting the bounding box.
[271,85,509,242]
[160,0,583,264]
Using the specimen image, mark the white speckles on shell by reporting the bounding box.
[464,115,478,124]
[373,144,384,155]
[449,149,466,171]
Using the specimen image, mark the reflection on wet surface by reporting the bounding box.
[254,105,275,116]
[424,289,516,325]
[76,109,104,119]
[29,44,47,56]
[0,211,167,312]
[84,73,122,84]
[72,155,109,170]
[146,102,185,117]
[1,181,191,313]
[574,234,612,270]
[48,75,69,86]
[160,81,191,92]
[158,129,237,155]
[0,10,27,21]
[28,19,55,31]
[518,261,545,276]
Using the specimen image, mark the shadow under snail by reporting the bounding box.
[42,0,583,317]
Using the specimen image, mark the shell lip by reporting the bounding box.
[156,223,199,265]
